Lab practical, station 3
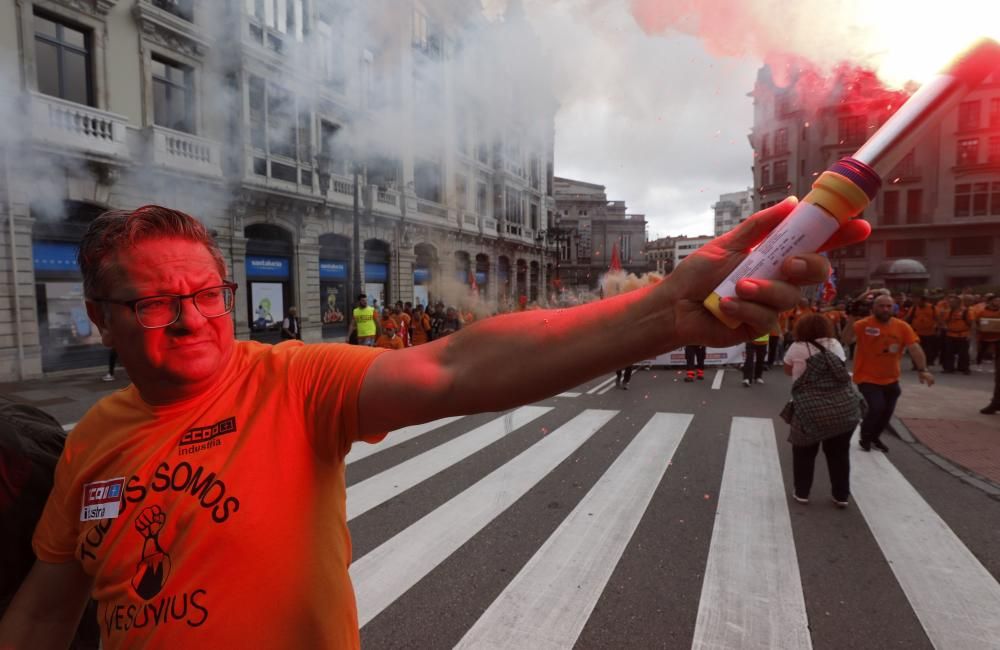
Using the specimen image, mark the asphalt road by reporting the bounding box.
[348,365,1000,650]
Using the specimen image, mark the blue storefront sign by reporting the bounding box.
[413,267,431,284]
[246,256,289,279]
[33,241,81,273]
[320,260,348,280]
[364,262,388,282]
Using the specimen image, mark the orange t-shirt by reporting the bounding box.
[376,334,404,350]
[33,340,386,649]
[852,316,919,385]
[410,313,432,345]
[907,304,937,337]
[944,308,971,338]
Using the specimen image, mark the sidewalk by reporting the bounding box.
[889,364,1000,493]
[0,369,129,427]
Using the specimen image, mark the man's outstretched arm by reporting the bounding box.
[359,198,870,436]
[0,559,93,649]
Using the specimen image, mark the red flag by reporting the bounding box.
[469,270,478,294]
[609,243,622,272]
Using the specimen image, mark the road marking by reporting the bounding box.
[586,376,616,394]
[597,382,617,395]
[711,369,725,390]
[852,444,1000,649]
[556,392,581,398]
[351,409,618,628]
[346,416,464,464]
[692,417,811,650]
[456,412,693,649]
[62,422,77,432]
[347,406,551,520]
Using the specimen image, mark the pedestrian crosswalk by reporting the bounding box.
[348,398,1000,649]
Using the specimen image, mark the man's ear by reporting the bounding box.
[85,300,115,348]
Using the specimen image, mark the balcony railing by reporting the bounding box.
[147,125,221,178]
[377,189,398,206]
[417,201,447,218]
[331,176,354,196]
[31,93,129,159]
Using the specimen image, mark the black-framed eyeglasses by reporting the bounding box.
[94,282,238,329]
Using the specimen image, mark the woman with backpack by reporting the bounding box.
[782,313,864,508]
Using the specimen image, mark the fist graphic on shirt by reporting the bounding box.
[135,505,166,539]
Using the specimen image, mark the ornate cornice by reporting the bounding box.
[46,0,118,17]
[133,1,210,58]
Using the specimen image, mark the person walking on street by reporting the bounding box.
[974,295,1000,367]
[684,345,706,382]
[410,305,432,345]
[906,294,939,368]
[280,306,301,340]
[853,295,934,452]
[375,322,404,350]
[941,296,972,374]
[782,313,857,507]
[349,294,379,347]
[742,333,769,386]
[981,353,1000,414]
[102,349,117,382]
[615,365,634,389]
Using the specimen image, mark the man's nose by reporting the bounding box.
[172,296,208,330]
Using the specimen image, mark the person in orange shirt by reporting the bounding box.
[906,294,940,367]
[0,199,863,649]
[975,294,1000,367]
[941,296,972,374]
[389,304,411,347]
[375,322,404,350]
[853,295,934,452]
[409,305,432,345]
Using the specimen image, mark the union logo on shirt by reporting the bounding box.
[81,477,125,522]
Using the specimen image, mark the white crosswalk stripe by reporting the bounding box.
[455,412,693,649]
[346,416,465,464]
[351,408,618,627]
[852,444,1000,649]
[692,417,811,650]
[345,402,1000,648]
[347,406,551,520]
[586,376,616,394]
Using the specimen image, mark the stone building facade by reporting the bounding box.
[713,188,753,236]
[0,0,557,380]
[750,63,1000,297]
[552,176,648,290]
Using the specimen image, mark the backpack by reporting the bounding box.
[786,342,867,445]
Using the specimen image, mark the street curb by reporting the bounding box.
[888,417,1000,501]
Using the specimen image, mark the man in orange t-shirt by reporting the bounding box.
[410,305,432,345]
[0,199,864,648]
[906,295,940,367]
[853,295,934,452]
[941,296,972,374]
[376,322,404,350]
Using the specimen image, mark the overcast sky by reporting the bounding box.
[481,0,999,239]
[517,1,767,239]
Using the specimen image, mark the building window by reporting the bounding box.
[958,100,980,131]
[414,158,442,203]
[838,115,866,145]
[152,57,194,133]
[476,182,487,216]
[991,98,1000,128]
[34,11,92,106]
[988,136,1000,164]
[905,189,922,224]
[889,150,916,179]
[152,0,194,21]
[530,203,538,231]
[953,182,993,218]
[950,237,993,256]
[760,164,770,187]
[774,128,788,153]
[957,138,979,165]
[455,175,467,210]
[885,239,925,258]
[247,75,312,182]
[760,133,769,157]
[882,190,899,225]
[829,242,865,259]
[315,21,346,92]
[948,276,990,289]
[773,160,788,185]
[993,182,1000,216]
[246,0,305,49]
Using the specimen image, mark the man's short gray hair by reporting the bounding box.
[78,205,227,299]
